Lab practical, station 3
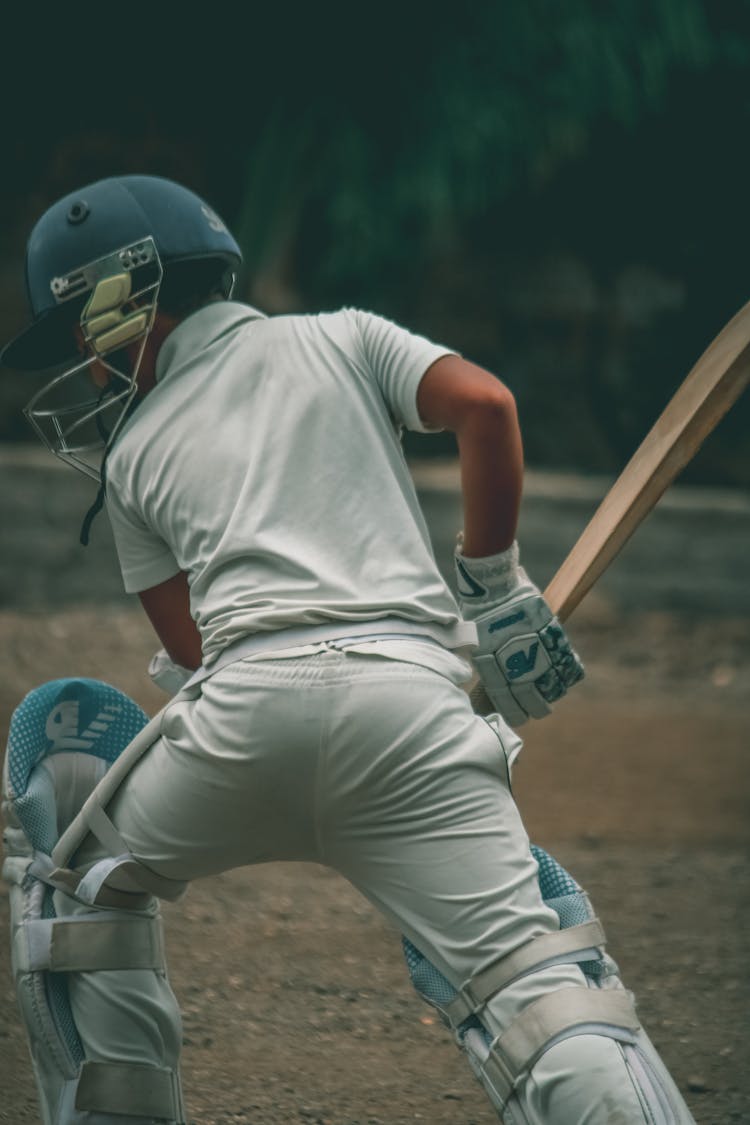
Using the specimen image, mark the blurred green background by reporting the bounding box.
[2,2,749,482]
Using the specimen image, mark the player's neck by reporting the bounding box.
[135,312,181,397]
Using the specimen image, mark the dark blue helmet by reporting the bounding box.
[1,175,243,370]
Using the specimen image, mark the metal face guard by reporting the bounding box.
[23,239,163,481]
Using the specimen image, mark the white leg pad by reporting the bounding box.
[3,678,187,1123]
[403,844,696,1123]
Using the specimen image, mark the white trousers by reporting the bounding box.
[69,648,691,1122]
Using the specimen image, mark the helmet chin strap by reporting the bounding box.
[79,391,142,546]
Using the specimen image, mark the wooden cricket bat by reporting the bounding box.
[471,296,750,714]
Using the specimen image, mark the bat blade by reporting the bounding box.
[470,296,750,713]
[545,297,750,622]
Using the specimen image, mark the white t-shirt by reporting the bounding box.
[105,302,469,670]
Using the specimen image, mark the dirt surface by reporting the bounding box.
[0,456,748,1123]
[1,602,748,1125]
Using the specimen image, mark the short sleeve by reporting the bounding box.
[352,310,457,432]
[105,483,180,594]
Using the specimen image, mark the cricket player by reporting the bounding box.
[1,175,696,1123]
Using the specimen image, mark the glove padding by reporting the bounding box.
[456,539,584,727]
[148,648,194,696]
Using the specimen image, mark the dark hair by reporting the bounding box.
[157,258,235,318]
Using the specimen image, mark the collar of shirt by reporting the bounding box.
[154,301,267,384]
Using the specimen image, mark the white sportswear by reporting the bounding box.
[52,302,697,1124]
[105,302,466,665]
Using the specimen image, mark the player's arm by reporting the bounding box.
[417,353,584,727]
[138,570,203,671]
[416,354,523,556]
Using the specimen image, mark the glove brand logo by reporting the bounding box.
[45,701,123,751]
[504,642,540,680]
[455,557,488,599]
[488,610,525,633]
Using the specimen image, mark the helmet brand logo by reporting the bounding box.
[201,205,228,234]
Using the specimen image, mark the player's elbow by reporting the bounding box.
[454,381,518,438]
[418,354,518,433]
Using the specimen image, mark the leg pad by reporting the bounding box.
[3,678,186,1123]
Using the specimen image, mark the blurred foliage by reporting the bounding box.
[238,1,714,304]
[1,1,749,482]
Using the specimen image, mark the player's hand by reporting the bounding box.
[455,538,584,726]
[148,649,194,696]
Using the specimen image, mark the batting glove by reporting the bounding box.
[455,537,584,726]
[148,648,194,696]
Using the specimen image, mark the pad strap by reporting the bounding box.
[13,914,164,974]
[75,852,187,905]
[52,704,171,871]
[445,920,606,1025]
[74,805,188,902]
[482,986,640,1107]
[28,848,170,910]
[48,698,192,905]
[75,1060,182,1120]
